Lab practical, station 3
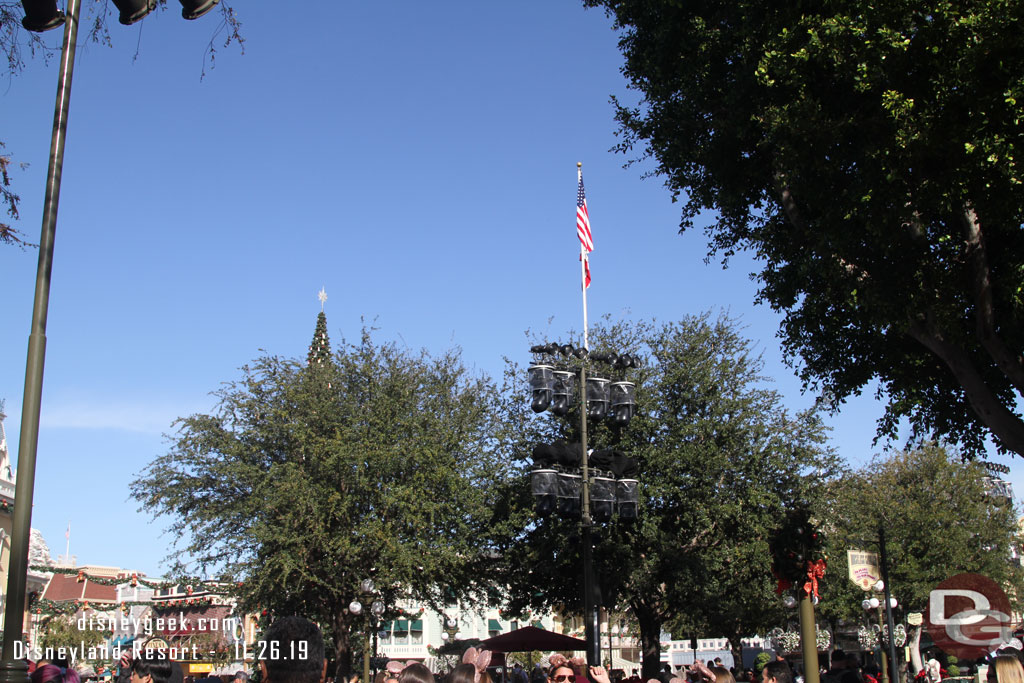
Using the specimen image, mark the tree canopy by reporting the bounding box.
[131,322,518,679]
[584,0,1024,458]
[500,314,835,677]
[815,443,1023,670]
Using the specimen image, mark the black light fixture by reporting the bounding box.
[111,0,156,25]
[530,468,559,516]
[616,478,639,519]
[586,376,610,419]
[609,381,636,426]
[20,0,64,31]
[591,473,616,523]
[551,370,576,417]
[530,443,559,517]
[528,364,555,413]
[614,453,639,520]
[179,0,219,19]
[556,470,582,516]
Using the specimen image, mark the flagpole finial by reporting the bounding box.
[577,161,582,168]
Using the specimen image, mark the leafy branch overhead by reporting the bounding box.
[0,0,244,247]
[584,0,1024,458]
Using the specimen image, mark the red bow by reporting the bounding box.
[803,559,826,598]
[772,568,792,596]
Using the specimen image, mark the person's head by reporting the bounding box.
[761,662,791,683]
[991,656,1024,683]
[32,665,64,683]
[399,665,433,683]
[549,666,576,683]
[130,651,173,683]
[259,616,326,683]
[447,664,477,683]
[711,668,735,683]
[235,673,250,683]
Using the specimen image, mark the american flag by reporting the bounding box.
[577,174,594,253]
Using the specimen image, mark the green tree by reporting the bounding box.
[583,0,1024,458]
[39,614,105,657]
[500,314,836,677]
[815,443,1023,672]
[131,316,516,681]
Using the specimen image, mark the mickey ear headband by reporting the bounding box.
[547,655,585,678]
[385,661,423,677]
[462,647,493,683]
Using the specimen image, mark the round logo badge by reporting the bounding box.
[925,573,1015,659]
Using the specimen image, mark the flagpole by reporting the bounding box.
[577,161,600,666]
[578,162,589,351]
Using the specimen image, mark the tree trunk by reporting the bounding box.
[333,611,354,682]
[908,625,923,675]
[728,635,745,671]
[634,603,664,681]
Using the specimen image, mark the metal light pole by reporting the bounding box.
[528,344,639,669]
[863,595,889,683]
[879,530,900,683]
[798,597,821,683]
[349,580,384,683]
[0,3,80,683]
[579,359,600,667]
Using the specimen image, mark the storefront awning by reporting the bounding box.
[488,619,502,632]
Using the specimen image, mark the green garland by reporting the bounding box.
[28,567,231,617]
[30,565,225,592]
[28,597,224,617]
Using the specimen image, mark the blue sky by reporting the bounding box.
[1,1,1018,577]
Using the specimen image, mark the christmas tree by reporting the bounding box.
[307,288,332,367]
[308,311,332,366]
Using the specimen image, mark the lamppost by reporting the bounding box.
[771,507,825,683]
[3,4,218,683]
[439,615,466,669]
[527,342,640,666]
[439,615,464,644]
[349,579,385,683]
[862,583,899,683]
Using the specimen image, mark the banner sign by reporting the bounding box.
[848,549,881,590]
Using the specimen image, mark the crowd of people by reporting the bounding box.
[21,617,1024,683]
